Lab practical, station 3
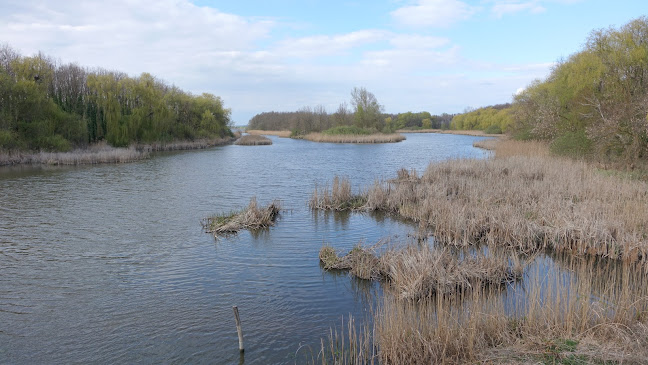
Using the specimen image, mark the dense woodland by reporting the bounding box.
[0,45,232,151]
[247,87,453,134]
[451,17,648,165]
[450,103,512,134]
[512,17,648,164]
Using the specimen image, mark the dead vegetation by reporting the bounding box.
[246,129,292,138]
[320,242,523,300]
[235,134,272,146]
[0,142,148,165]
[312,144,648,266]
[397,129,502,137]
[314,258,648,364]
[202,197,280,237]
[303,133,406,144]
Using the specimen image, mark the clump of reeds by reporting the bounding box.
[320,242,522,299]
[310,176,367,211]
[303,133,406,144]
[246,129,292,138]
[203,197,280,236]
[137,136,236,151]
[312,152,648,266]
[472,138,499,150]
[235,134,272,146]
[0,142,149,165]
[316,259,648,364]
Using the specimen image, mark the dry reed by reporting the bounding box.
[246,129,292,138]
[320,242,523,300]
[303,133,406,144]
[137,136,236,151]
[310,176,367,211]
[0,142,148,165]
[235,134,272,146]
[313,152,648,266]
[203,197,280,236]
[316,258,648,364]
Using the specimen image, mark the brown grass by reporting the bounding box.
[0,142,148,165]
[235,134,272,146]
[397,129,502,137]
[315,258,648,364]
[246,129,292,138]
[313,151,648,266]
[320,242,523,300]
[202,197,280,237]
[137,136,236,151]
[303,133,406,144]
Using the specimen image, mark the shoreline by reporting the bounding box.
[0,136,237,166]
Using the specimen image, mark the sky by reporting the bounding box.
[0,1,645,124]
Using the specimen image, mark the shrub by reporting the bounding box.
[484,124,503,134]
[550,130,592,158]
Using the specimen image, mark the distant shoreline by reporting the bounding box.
[396,129,503,137]
[0,137,237,166]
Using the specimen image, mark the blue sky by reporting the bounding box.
[0,0,645,124]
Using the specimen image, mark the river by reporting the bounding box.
[0,133,492,364]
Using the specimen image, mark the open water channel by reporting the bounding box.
[0,133,493,364]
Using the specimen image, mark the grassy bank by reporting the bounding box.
[0,137,236,166]
[202,197,280,237]
[303,132,405,144]
[246,129,292,138]
[235,134,272,146]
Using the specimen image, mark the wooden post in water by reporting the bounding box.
[232,306,244,352]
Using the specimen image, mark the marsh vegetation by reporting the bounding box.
[202,197,280,237]
[235,134,272,146]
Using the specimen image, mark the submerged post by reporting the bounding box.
[233,306,244,352]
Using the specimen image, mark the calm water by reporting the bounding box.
[0,134,492,364]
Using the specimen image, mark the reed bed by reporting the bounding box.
[137,136,236,151]
[303,133,406,144]
[0,143,149,165]
[310,176,367,211]
[472,138,499,150]
[202,197,280,237]
[246,129,292,138]
[234,134,272,146]
[312,154,648,266]
[397,129,502,137]
[314,259,648,364]
[320,243,523,300]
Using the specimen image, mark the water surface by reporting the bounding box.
[0,133,492,364]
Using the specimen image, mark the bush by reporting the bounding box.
[322,125,372,135]
[37,134,72,152]
[550,130,592,158]
[0,130,25,150]
[484,125,503,134]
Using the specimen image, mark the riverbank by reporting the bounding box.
[235,134,272,146]
[303,132,406,144]
[0,136,237,166]
[311,138,648,363]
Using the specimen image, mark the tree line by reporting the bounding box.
[511,17,648,164]
[450,104,512,134]
[247,87,453,134]
[0,45,232,151]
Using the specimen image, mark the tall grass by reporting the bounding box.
[235,134,272,146]
[312,153,648,266]
[396,129,501,137]
[303,133,406,144]
[246,129,292,138]
[0,142,148,165]
[315,258,648,364]
[320,243,523,300]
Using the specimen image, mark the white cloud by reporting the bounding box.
[391,0,477,28]
[273,30,387,58]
